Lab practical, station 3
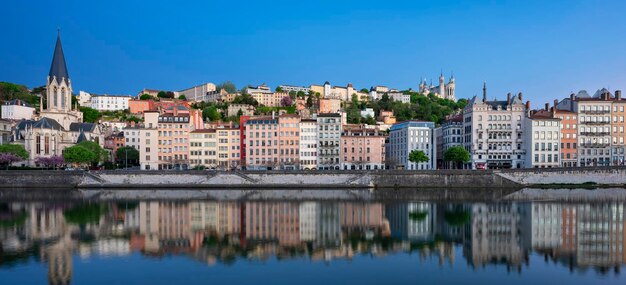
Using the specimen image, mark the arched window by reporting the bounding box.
[61,88,66,109]
[53,87,58,108]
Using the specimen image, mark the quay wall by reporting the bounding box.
[0,167,624,189]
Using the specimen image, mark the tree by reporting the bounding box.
[203,105,221,121]
[306,94,313,107]
[0,153,22,169]
[408,149,429,165]
[178,95,186,100]
[35,155,65,169]
[443,146,471,169]
[217,81,237,94]
[116,146,139,166]
[280,96,293,107]
[232,93,258,106]
[360,88,369,93]
[79,106,101,123]
[139,94,152,100]
[77,141,108,165]
[275,86,283,92]
[0,144,29,160]
[363,115,376,125]
[63,145,96,167]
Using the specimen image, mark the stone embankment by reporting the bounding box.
[0,167,624,190]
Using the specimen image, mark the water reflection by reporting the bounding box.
[0,201,625,284]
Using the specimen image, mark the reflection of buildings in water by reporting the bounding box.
[316,203,341,248]
[44,237,73,285]
[299,202,317,242]
[435,203,467,242]
[138,201,203,253]
[188,202,240,236]
[576,203,625,268]
[386,202,436,242]
[464,203,526,270]
[340,202,388,238]
[522,203,563,251]
[245,202,300,246]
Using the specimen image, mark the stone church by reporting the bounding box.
[13,32,104,166]
[419,73,456,101]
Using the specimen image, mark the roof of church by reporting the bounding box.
[16,117,63,130]
[76,129,87,144]
[49,32,70,84]
[69,122,96,132]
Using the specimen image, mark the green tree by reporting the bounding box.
[139,94,151,100]
[408,149,429,164]
[217,81,237,93]
[203,106,221,121]
[360,88,369,93]
[77,141,107,163]
[363,115,376,125]
[306,94,313,107]
[116,146,139,165]
[0,144,29,160]
[79,106,101,123]
[275,86,283,92]
[232,93,258,106]
[443,146,470,169]
[63,145,97,167]
[178,95,186,100]
[63,203,107,225]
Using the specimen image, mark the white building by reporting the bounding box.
[90,94,133,111]
[439,114,464,168]
[386,121,436,170]
[189,129,218,169]
[123,126,141,151]
[177,82,216,102]
[299,119,318,170]
[463,84,529,169]
[360,108,375,119]
[279,85,310,93]
[139,111,158,170]
[317,113,342,170]
[524,109,561,168]
[575,89,613,166]
[418,73,456,101]
[1,99,35,120]
[389,91,411,104]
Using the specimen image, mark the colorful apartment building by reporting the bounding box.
[244,114,300,170]
[340,124,386,170]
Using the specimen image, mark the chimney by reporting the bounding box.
[507,93,512,104]
[272,111,275,119]
[616,90,622,100]
[554,99,558,108]
[570,93,575,100]
[525,101,530,110]
[518,92,523,101]
[545,103,549,111]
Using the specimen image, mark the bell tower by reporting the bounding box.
[41,30,82,129]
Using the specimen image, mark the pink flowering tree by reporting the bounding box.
[35,155,65,170]
[280,96,293,107]
[0,153,23,170]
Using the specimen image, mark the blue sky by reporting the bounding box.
[2,0,626,107]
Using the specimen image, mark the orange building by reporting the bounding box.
[553,106,578,167]
[129,99,155,114]
[319,98,341,113]
[157,109,192,170]
[245,114,301,170]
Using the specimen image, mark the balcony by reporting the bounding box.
[579,143,610,148]
[581,121,610,125]
[580,110,610,114]
[579,132,610,136]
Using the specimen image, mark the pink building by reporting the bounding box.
[245,114,301,170]
[340,124,386,170]
[319,98,341,114]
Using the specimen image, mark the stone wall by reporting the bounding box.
[496,167,626,186]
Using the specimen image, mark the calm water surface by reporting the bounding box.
[0,199,624,284]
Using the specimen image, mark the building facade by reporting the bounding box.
[524,109,561,168]
[317,113,342,170]
[299,119,318,170]
[340,124,386,170]
[463,85,528,169]
[387,121,436,170]
[419,73,456,101]
[553,107,578,167]
[1,99,35,120]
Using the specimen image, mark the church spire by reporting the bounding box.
[49,30,69,84]
[482,81,487,102]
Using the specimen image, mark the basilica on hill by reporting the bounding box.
[13,32,104,166]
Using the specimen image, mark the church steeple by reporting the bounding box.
[482,81,487,102]
[49,30,70,85]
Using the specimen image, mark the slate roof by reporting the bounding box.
[49,32,69,84]
[76,129,87,143]
[15,117,63,131]
[69,122,96,132]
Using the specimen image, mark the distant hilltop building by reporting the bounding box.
[419,73,456,101]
